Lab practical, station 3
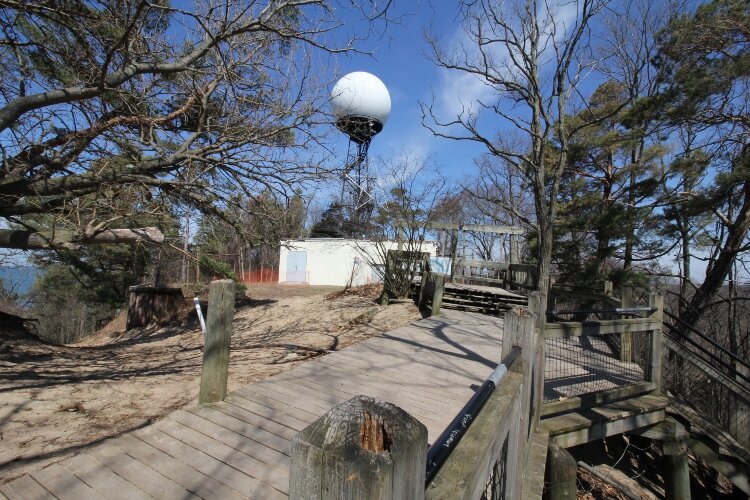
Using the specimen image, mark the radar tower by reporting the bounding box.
[330,72,391,238]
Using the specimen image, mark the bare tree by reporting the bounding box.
[0,0,391,250]
[422,0,610,305]
[366,151,448,298]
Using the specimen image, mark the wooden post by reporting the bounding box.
[418,270,429,308]
[509,233,519,264]
[198,279,235,404]
[620,285,633,362]
[290,395,427,500]
[662,440,691,500]
[432,274,445,316]
[647,292,664,392]
[449,228,458,282]
[528,293,546,432]
[543,439,576,500]
[602,281,613,319]
[503,305,538,496]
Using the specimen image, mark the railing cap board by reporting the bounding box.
[543,317,660,338]
[290,395,427,500]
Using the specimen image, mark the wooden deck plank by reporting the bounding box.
[30,463,105,500]
[173,409,290,464]
[303,355,479,403]
[1,475,52,500]
[115,433,245,500]
[261,374,447,425]
[280,367,461,415]
[86,441,196,499]
[155,419,288,494]
[135,426,284,499]
[232,388,320,424]
[188,403,295,448]
[224,393,312,430]
[292,356,467,402]
[270,368,450,428]
[276,353,469,401]
[60,454,151,500]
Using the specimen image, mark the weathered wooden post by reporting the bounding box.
[509,233,519,264]
[503,304,538,496]
[655,418,691,500]
[290,395,428,500]
[527,293,546,432]
[620,285,633,362]
[198,279,235,404]
[647,292,664,391]
[662,441,691,500]
[543,439,576,500]
[431,274,445,316]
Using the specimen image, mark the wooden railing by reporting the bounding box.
[451,259,538,292]
[540,292,663,416]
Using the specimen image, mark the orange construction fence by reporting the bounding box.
[240,268,279,284]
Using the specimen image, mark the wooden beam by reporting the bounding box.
[544,318,660,339]
[540,394,668,448]
[545,409,666,448]
[431,274,445,316]
[629,417,689,442]
[424,221,525,235]
[541,382,657,417]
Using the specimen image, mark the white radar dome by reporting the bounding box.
[331,71,391,143]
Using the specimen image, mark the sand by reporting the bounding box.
[0,283,421,484]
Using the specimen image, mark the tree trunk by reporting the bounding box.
[681,180,750,328]
[0,227,164,250]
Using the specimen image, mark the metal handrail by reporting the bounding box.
[663,310,750,371]
[662,321,750,386]
[425,346,521,485]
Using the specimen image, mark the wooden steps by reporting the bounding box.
[441,283,528,316]
[540,394,668,448]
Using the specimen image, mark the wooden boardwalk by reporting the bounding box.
[0,310,506,500]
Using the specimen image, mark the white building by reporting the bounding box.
[278,239,437,287]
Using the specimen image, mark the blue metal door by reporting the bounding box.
[286,251,307,282]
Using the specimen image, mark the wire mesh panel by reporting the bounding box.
[480,432,510,500]
[543,329,653,403]
[663,334,750,459]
